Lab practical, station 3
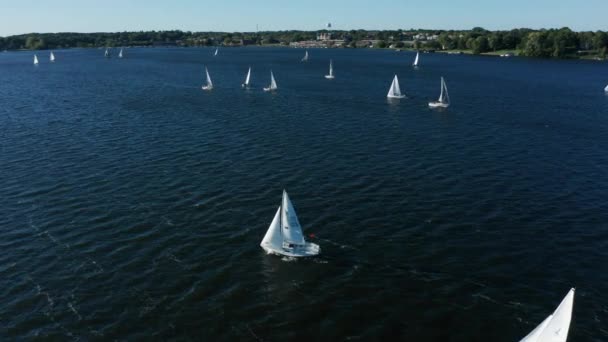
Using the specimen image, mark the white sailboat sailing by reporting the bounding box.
[520,288,575,342]
[104,48,110,58]
[260,190,320,257]
[242,67,252,88]
[428,77,450,109]
[49,51,55,62]
[214,48,218,56]
[413,51,420,67]
[386,75,406,99]
[33,54,39,65]
[263,71,277,92]
[604,84,608,93]
[118,48,123,58]
[325,59,335,79]
[301,50,309,62]
[201,67,213,91]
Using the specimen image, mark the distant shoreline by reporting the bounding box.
[2,28,607,61]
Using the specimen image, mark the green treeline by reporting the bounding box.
[1,27,607,59]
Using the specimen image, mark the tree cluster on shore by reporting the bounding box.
[1,27,606,59]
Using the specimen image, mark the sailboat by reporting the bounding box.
[118,48,123,58]
[201,67,213,91]
[49,51,55,62]
[325,59,335,79]
[33,54,39,65]
[263,71,278,92]
[413,51,420,67]
[214,48,218,56]
[104,48,110,58]
[301,50,309,62]
[386,75,406,99]
[520,288,575,342]
[604,84,608,93]
[242,67,252,88]
[428,77,450,109]
[260,190,321,257]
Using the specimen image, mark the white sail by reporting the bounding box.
[118,48,123,58]
[325,60,335,79]
[104,48,110,58]
[520,288,575,342]
[438,77,450,104]
[202,67,213,90]
[49,52,55,62]
[302,50,309,62]
[260,206,283,252]
[605,84,608,92]
[387,75,405,98]
[214,48,218,56]
[243,67,251,87]
[413,51,419,67]
[281,190,306,245]
[33,54,39,65]
[264,71,277,92]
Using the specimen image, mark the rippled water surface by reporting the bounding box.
[1,47,608,341]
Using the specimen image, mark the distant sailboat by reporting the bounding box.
[520,288,575,342]
[242,67,252,88]
[201,67,213,91]
[605,84,608,93]
[49,51,55,62]
[260,190,321,257]
[104,48,110,58]
[324,59,335,79]
[214,48,218,56]
[118,48,123,58]
[33,54,39,65]
[263,71,278,92]
[301,50,309,62]
[386,75,405,99]
[413,51,420,67]
[428,77,450,109]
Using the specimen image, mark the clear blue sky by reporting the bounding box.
[1,0,607,36]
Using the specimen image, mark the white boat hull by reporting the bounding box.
[325,75,335,79]
[387,95,406,99]
[262,242,320,257]
[263,87,275,92]
[202,85,213,91]
[428,101,449,108]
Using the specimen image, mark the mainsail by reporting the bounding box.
[413,51,419,67]
[387,75,404,98]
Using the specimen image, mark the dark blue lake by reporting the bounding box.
[1,47,607,341]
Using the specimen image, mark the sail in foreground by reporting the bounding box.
[118,48,123,58]
[260,190,320,257]
[33,54,39,65]
[413,51,420,67]
[520,288,575,342]
[428,77,450,108]
[50,52,55,62]
[242,67,251,88]
[263,71,277,92]
[302,50,309,62]
[325,59,335,79]
[201,67,213,90]
[386,75,405,99]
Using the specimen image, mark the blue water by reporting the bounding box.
[1,47,607,341]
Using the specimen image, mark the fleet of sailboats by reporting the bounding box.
[263,70,277,92]
[428,77,450,109]
[201,67,213,90]
[387,75,406,99]
[325,59,335,79]
[260,190,320,257]
[49,51,55,62]
[242,67,252,88]
[520,288,575,342]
